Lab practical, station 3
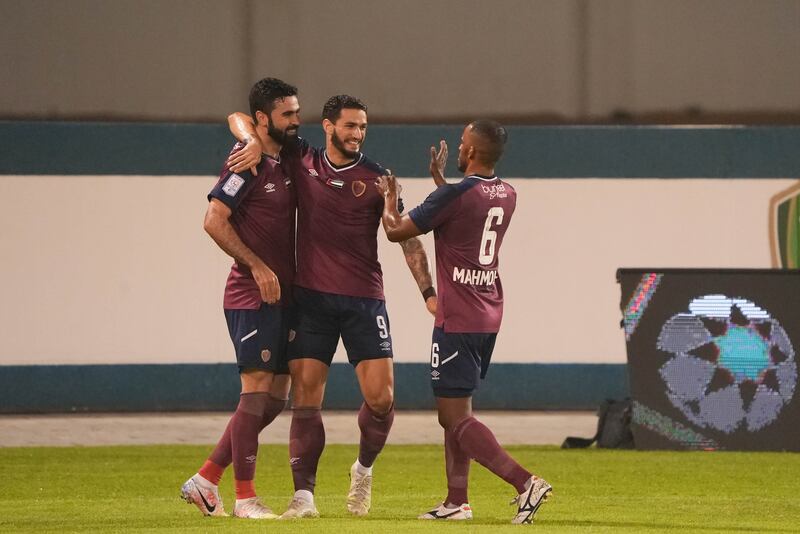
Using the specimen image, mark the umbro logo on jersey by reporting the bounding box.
[264,182,276,193]
[352,180,366,197]
[308,168,319,177]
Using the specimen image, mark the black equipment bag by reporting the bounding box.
[561,398,635,449]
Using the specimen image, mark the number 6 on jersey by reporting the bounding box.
[479,207,505,265]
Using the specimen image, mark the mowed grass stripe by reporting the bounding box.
[1,444,798,533]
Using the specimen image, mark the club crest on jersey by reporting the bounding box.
[261,349,271,363]
[222,174,245,196]
[481,183,507,199]
[352,180,367,197]
[308,168,319,177]
[264,182,276,193]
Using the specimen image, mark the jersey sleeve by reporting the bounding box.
[407,184,463,234]
[208,142,260,211]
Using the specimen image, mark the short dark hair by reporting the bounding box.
[322,95,367,123]
[469,120,508,165]
[249,78,298,120]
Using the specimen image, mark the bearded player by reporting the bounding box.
[376,120,553,524]
[226,96,435,518]
[180,78,299,519]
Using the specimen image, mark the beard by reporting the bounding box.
[330,129,360,160]
[266,118,299,145]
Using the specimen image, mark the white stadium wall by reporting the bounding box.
[0,175,793,366]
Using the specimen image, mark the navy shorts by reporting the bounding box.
[430,326,497,398]
[224,304,291,374]
[288,286,393,366]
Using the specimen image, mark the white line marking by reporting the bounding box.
[441,351,459,365]
[241,329,258,342]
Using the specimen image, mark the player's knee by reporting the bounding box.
[365,391,394,415]
[437,412,453,430]
[437,411,469,432]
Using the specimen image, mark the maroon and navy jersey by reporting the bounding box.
[208,142,296,309]
[408,175,516,333]
[285,138,398,300]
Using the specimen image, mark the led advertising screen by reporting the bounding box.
[618,269,800,451]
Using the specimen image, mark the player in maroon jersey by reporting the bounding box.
[180,78,300,520]
[376,121,553,524]
[226,96,435,518]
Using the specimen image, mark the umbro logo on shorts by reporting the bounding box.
[431,370,440,380]
[379,341,391,351]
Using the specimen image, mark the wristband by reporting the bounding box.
[422,287,436,301]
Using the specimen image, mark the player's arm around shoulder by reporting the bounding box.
[226,112,262,174]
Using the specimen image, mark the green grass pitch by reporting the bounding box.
[1,443,798,533]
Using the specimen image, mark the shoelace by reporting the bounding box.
[287,497,312,511]
[244,499,271,513]
[350,475,371,501]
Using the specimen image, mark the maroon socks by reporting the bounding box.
[357,402,395,468]
[444,428,470,505]
[200,392,288,499]
[451,416,531,494]
[289,406,326,492]
[205,393,287,470]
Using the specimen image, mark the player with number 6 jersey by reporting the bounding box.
[409,170,515,334]
[376,120,553,525]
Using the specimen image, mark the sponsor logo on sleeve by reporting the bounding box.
[222,174,245,196]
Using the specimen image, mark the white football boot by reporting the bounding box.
[418,502,473,520]
[346,461,372,516]
[233,496,278,519]
[180,474,228,517]
[511,476,552,524]
[279,490,320,519]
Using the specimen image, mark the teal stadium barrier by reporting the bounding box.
[1,122,799,412]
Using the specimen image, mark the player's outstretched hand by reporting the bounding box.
[425,295,438,316]
[227,137,262,175]
[252,263,281,305]
[430,140,448,187]
[375,173,399,198]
